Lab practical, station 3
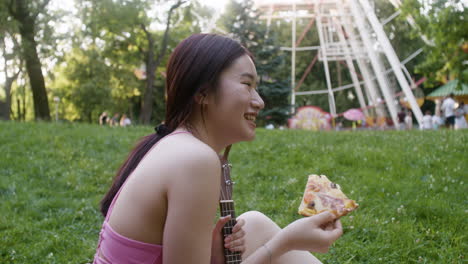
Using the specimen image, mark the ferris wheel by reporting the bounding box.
[255,0,427,129]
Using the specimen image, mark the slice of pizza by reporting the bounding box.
[298,174,358,217]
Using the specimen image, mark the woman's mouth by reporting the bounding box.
[244,114,256,122]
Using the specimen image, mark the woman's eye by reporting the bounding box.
[242,83,252,87]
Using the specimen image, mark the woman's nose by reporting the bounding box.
[251,90,265,110]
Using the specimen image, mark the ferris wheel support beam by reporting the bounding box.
[332,16,367,113]
[315,3,337,117]
[350,0,400,128]
[336,0,388,118]
[359,0,423,128]
[338,6,383,117]
[290,2,297,114]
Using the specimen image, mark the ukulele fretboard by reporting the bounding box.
[219,200,242,263]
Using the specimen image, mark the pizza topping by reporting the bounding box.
[298,174,358,218]
[318,193,344,209]
[303,192,315,204]
[307,183,321,192]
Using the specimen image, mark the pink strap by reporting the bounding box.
[105,131,191,221]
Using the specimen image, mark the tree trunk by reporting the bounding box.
[139,32,156,124]
[3,77,15,120]
[138,0,185,125]
[12,0,50,121]
[17,99,21,121]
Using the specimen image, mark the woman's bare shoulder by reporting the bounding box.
[160,133,219,164]
[140,133,221,180]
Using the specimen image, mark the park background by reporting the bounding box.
[1,0,467,263]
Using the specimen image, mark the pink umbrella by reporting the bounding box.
[343,108,365,121]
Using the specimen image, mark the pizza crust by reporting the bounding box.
[298,174,358,218]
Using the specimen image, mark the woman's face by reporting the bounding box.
[204,54,265,143]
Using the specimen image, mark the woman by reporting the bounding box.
[94,34,342,264]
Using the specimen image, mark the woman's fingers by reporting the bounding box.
[214,215,231,232]
[313,211,337,225]
[225,238,246,252]
[225,229,245,242]
[224,218,247,251]
[232,218,245,232]
[228,244,246,253]
[329,219,343,239]
[225,218,246,242]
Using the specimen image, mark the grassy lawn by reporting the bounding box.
[0,121,466,263]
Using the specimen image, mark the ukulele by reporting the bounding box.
[219,145,242,264]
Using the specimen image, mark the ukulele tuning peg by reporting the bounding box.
[225,180,236,186]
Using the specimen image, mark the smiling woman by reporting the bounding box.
[93,34,342,264]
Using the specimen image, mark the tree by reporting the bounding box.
[0,33,22,120]
[61,48,112,123]
[220,0,291,126]
[0,1,22,120]
[400,0,468,87]
[7,0,51,120]
[74,0,189,124]
[139,0,187,124]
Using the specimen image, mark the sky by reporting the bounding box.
[203,0,229,13]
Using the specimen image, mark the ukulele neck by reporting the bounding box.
[219,200,242,263]
[219,145,242,264]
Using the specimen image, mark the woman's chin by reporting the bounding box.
[243,128,257,141]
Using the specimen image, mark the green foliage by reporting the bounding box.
[220,0,291,126]
[62,0,206,124]
[1,121,467,263]
[374,0,425,74]
[400,0,468,87]
[50,48,112,123]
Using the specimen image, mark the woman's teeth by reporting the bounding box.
[244,114,256,121]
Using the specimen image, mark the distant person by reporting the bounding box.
[377,116,387,130]
[120,114,132,127]
[404,111,413,130]
[335,121,344,131]
[454,102,467,130]
[99,112,109,125]
[441,93,456,129]
[397,109,406,130]
[421,110,433,130]
[432,111,443,130]
[110,113,120,127]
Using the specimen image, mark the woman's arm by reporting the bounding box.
[242,212,343,264]
[162,144,221,264]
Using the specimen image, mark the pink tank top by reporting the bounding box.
[94,131,190,264]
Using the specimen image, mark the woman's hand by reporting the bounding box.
[275,211,343,254]
[211,215,246,264]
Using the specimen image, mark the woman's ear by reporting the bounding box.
[195,93,207,105]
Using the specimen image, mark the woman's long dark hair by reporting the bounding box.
[100,34,249,216]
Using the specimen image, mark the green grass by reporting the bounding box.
[0,121,467,263]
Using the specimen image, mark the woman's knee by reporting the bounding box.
[238,211,281,242]
[237,211,281,258]
[238,211,279,230]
